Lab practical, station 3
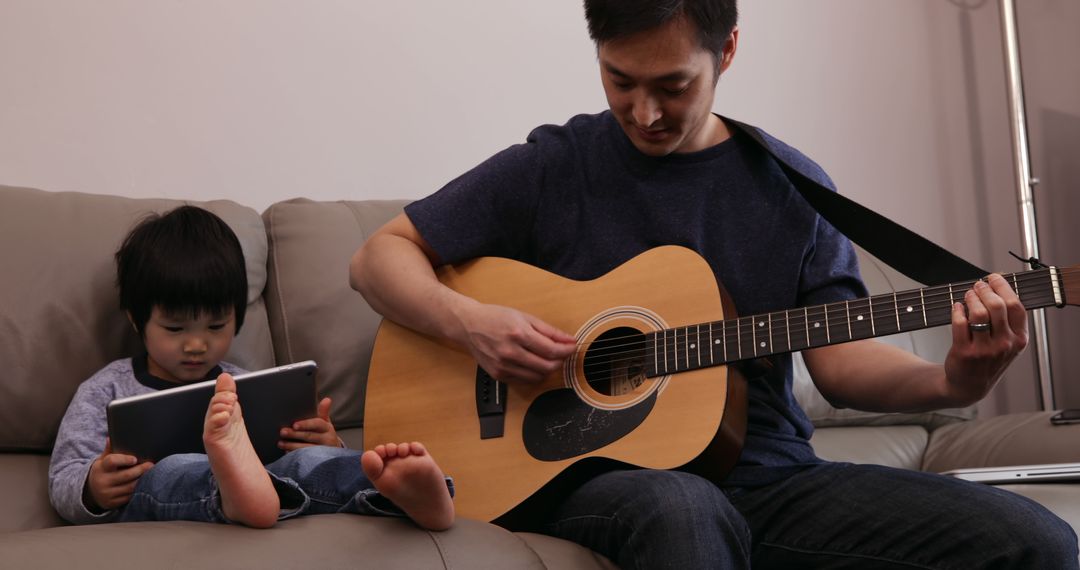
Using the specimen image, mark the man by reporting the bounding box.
[351,0,1077,567]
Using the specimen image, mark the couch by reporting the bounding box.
[0,184,1076,568]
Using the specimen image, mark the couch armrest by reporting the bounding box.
[922,411,1080,473]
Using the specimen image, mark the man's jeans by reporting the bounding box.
[543,462,1079,569]
[118,446,404,523]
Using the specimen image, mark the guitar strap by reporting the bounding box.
[725,117,988,285]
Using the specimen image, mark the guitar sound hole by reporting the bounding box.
[583,326,646,396]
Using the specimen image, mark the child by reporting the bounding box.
[48,205,454,530]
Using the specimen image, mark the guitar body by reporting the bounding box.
[363,246,747,524]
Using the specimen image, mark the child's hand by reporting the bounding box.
[278,397,341,450]
[83,438,154,513]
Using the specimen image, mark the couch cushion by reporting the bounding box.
[0,516,604,570]
[0,185,274,452]
[809,425,928,471]
[262,198,408,429]
[0,453,65,532]
[922,410,1080,473]
[517,532,619,569]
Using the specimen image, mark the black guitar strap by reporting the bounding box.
[726,117,988,285]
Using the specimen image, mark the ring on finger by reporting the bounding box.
[968,321,992,332]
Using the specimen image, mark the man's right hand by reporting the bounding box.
[350,213,576,385]
[84,438,155,512]
[457,302,577,384]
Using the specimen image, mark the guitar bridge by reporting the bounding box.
[475,367,507,439]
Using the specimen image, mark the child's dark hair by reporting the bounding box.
[584,0,738,65]
[116,205,248,336]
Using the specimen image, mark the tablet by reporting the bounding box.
[107,360,319,464]
[942,462,1080,484]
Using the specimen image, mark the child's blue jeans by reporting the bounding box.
[117,446,438,524]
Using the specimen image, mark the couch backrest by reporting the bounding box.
[262,198,408,429]
[1,184,971,452]
[0,185,274,452]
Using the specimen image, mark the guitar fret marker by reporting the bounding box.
[696,325,701,367]
[708,323,714,365]
[785,310,792,352]
[919,289,927,326]
[722,321,728,363]
[736,319,742,359]
[656,330,665,373]
[824,307,831,344]
[803,307,810,347]
[750,317,757,357]
[894,292,901,330]
[721,323,730,362]
[845,300,852,339]
[653,332,659,375]
[867,297,875,336]
[685,328,690,368]
[767,316,773,353]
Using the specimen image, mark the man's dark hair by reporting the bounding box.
[116,205,248,336]
[584,0,738,62]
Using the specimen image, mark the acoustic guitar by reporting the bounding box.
[362,245,1077,525]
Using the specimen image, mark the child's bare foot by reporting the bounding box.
[203,373,279,528]
[361,442,454,531]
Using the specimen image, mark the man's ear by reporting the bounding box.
[717,27,739,78]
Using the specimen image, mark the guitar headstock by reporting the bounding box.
[1064,265,1080,307]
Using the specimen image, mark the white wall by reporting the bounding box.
[1015,0,1080,414]
[2,1,1076,415]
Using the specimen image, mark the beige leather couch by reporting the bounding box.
[0,184,1076,568]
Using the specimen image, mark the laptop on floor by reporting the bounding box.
[942,462,1080,484]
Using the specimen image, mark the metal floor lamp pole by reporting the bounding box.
[999,0,1056,411]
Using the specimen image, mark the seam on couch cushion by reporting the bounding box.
[511,531,591,565]
[264,203,294,365]
[343,200,373,241]
[426,529,451,569]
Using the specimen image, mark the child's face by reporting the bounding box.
[143,306,236,383]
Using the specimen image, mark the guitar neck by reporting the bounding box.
[644,266,1067,377]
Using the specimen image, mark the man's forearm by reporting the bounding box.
[803,340,961,413]
[350,232,472,345]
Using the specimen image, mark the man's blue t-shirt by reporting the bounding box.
[405,111,867,487]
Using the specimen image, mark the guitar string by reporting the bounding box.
[574,269,1073,369]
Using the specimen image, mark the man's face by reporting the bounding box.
[598,17,737,156]
[141,306,236,383]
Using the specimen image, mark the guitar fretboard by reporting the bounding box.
[644,267,1063,378]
